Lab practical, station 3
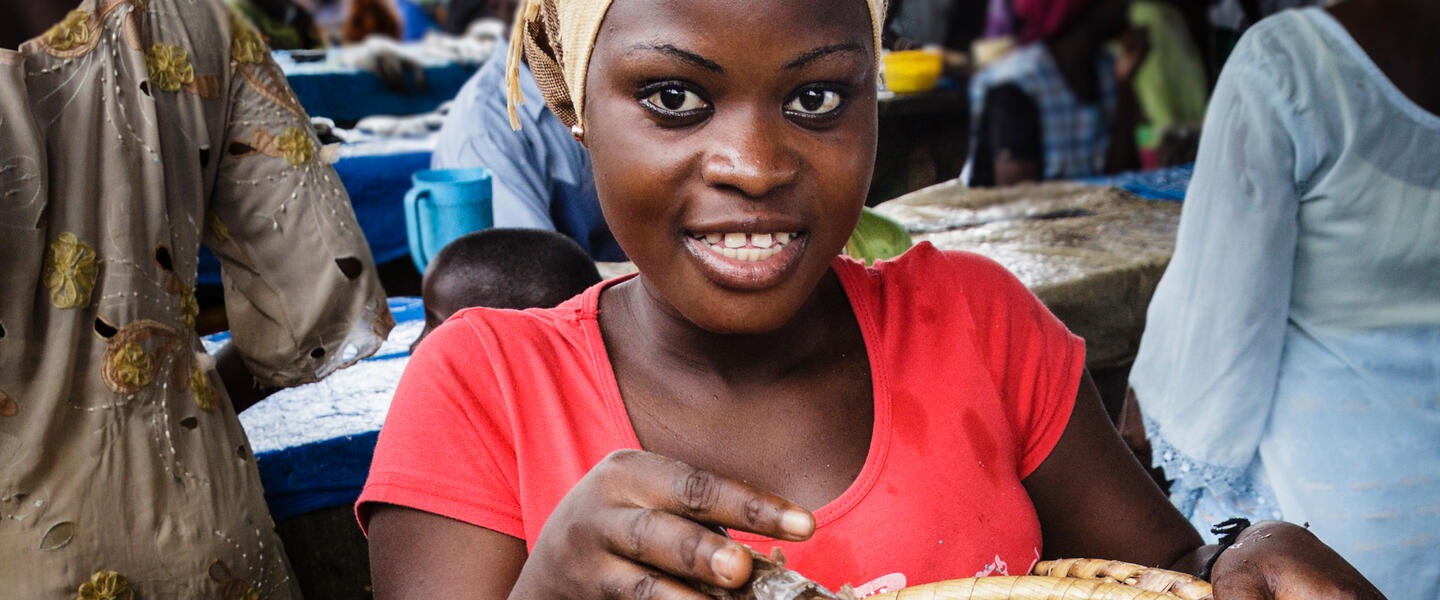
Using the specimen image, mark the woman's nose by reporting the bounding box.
[699,110,800,198]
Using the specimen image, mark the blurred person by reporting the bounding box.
[1129,0,1209,167]
[343,0,404,43]
[886,0,988,54]
[0,0,392,596]
[411,228,601,352]
[443,0,521,35]
[432,54,626,260]
[1212,0,1330,32]
[229,0,328,49]
[960,0,1142,187]
[1130,2,1440,597]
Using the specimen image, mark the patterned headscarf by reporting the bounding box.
[505,0,888,136]
[1012,0,1096,44]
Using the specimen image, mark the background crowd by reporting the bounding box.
[1,0,1434,598]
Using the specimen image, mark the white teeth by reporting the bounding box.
[696,231,799,261]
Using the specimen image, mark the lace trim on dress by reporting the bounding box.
[1144,414,1257,515]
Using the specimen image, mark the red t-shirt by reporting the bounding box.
[358,242,1085,593]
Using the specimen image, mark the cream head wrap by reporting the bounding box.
[505,0,888,136]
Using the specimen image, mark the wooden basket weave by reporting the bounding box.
[866,559,1212,600]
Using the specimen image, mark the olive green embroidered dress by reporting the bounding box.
[0,0,392,596]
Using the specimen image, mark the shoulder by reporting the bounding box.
[455,57,512,111]
[1222,10,1326,101]
[39,0,233,67]
[866,241,1028,292]
[1207,10,1338,150]
[419,295,594,367]
[434,59,573,168]
[842,242,1037,332]
[437,59,511,139]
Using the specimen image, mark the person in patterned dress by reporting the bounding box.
[0,0,392,596]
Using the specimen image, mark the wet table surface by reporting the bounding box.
[873,180,1183,368]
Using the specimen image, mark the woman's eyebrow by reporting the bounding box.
[783,42,866,70]
[627,44,724,72]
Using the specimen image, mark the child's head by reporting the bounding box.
[508,0,885,335]
[415,228,602,346]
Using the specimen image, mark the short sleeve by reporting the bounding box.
[203,11,392,386]
[941,249,1086,477]
[357,316,524,538]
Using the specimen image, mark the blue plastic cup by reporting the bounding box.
[404,168,494,273]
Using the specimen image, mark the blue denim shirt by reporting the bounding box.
[432,58,625,261]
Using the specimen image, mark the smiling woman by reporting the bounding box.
[583,0,877,334]
[357,1,1384,599]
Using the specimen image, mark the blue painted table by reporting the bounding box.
[274,47,475,122]
[206,297,423,520]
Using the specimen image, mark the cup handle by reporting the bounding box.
[404,187,432,273]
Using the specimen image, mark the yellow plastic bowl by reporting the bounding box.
[883,50,943,93]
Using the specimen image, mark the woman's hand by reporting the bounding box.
[1211,521,1386,600]
[509,449,816,600]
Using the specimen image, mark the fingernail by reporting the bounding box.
[711,545,744,582]
[780,509,814,538]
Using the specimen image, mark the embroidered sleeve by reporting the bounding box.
[202,10,393,387]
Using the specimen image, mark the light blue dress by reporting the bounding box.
[1129,9,1440,600]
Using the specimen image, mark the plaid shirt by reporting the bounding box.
[961,44,1117,183]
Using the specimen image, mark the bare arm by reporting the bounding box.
[214,343,276,414]
[1023,371,1204,568]
[367,504,529,600]
[367,450,815,600]
[1026,372,1385,599]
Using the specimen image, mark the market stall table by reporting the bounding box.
[872,178,1184,369]
[274,47,476,123]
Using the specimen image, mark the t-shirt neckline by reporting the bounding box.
[1303,8,1440,132]
[576,258,893,535]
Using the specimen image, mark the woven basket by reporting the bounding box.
[865,559,1212,600]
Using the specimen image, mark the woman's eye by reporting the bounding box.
[642,86,709,113]
[786,89,843,115]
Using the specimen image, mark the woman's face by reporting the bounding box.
[584,0,878,334]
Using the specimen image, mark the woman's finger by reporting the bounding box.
[596,558,722,600]
[600,506,753,588]
[598,451,815,541]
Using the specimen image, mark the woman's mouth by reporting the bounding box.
[683,230,808,290]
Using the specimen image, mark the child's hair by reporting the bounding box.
[343,0,403,43]
[426,227,603,313]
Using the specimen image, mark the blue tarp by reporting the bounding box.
[1083,163,1194,201]
[275,49,475,123]
[211,298,424,520]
